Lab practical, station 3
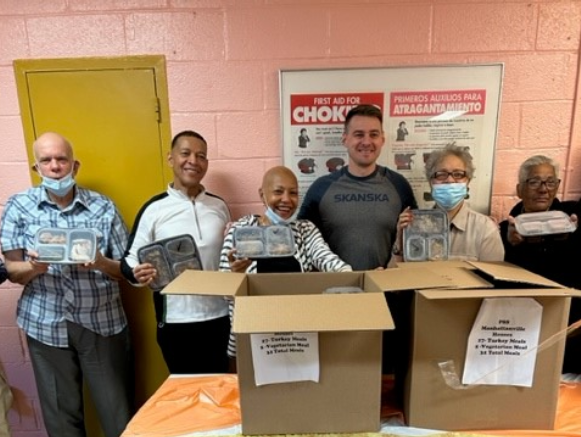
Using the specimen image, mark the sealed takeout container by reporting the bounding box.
[515,210,576,236]
[234,225,295,258]
[403,209,449,261]
[35,227,97,264]
[137,234,202,290]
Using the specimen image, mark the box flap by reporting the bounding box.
[418,288,575,300]
[426,265,494,289]
[161,270,245,297]
[364,267,453,292]
[233,292,394,333]
[468,261,566,288]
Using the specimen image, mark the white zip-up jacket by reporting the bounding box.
[122,184,230,323]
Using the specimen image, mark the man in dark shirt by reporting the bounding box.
[500,155,580,373]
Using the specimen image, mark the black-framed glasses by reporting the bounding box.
[525,177,560,190]
[431,171,468,182]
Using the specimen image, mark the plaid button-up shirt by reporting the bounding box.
[0,186,129,347]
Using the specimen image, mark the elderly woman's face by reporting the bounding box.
[430,155,470,186]
[262,172,299,220]
[517,163,559,212]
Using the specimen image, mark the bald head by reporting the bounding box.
[32,132,79,183]
[33,132,74,162]
[259,166,299,221]
[261,166,297,190]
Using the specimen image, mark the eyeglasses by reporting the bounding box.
[431,171,468,182]
[525,177,560,190]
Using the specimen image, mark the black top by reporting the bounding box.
[256,256,302,273]
[499,198,581,289]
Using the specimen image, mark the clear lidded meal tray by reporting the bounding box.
[35,227,97,264]
[514,211,576,237]
[233,225,295,258]
[137,234,202,290]
[403,209,449,262]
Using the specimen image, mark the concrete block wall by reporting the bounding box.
[0,1,580,435]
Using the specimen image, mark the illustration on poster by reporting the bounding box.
[298,158,316,174]
[325,157,345,173]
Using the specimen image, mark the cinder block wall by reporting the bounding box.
[1,1,580,436]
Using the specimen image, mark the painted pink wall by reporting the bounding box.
[0,1,580,435]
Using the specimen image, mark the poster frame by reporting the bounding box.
[279,64,504,214]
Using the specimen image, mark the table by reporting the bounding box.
[122,374,581,437]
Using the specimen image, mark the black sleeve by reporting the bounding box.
[388,168,418,210]
[120,194,165,283]
[298,179,327,231]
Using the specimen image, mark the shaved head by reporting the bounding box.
[33,132,74,161]
[259,166,299,220]
[261,166,297,191]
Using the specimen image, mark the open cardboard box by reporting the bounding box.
[396,261,580,431]
[162,269,452,435]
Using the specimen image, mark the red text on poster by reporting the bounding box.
[291,93,384,125]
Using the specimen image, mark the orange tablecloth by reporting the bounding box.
[122,375,581,437]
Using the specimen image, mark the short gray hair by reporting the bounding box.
[518,155,559,185]
[424,143,475,180]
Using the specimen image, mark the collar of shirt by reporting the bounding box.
[167,183,206,201]
[36,186,91,212]
[449,202,469,232]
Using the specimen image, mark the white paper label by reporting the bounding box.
[462,298,542,387]
[250,332,319,386]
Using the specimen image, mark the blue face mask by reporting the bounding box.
[41,170,76,197]
[431,182,467,211]
[264,206,297,225]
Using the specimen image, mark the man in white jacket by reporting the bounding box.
[121,130,231,374]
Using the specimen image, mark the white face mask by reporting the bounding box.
[40,169,76,197]
[263,195,297,225]
[264,206,297,225]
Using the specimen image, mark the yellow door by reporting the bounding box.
[14,56,173,437]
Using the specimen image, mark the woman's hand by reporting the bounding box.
[227,249,252,273]
[395,207,414,249]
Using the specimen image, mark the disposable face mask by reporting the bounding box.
[40,170,76,197]
[264,206,298,225]
[431,182,467,211]
[263,191,298,225]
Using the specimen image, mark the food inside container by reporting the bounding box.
[403,209,449,262]
[428,237,447,260]
[234,225,295,258]
[514,211,576,237]
[137,234,202,290]
[35,228,97,264]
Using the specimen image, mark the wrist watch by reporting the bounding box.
[392,242,403,256]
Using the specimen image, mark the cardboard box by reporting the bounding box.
[400,261,577,431]
[163,269,452,435]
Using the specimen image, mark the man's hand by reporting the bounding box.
[3,249,48,285]
[80,251,124,280]
[132,263,157,285]
[506,216,524,246]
